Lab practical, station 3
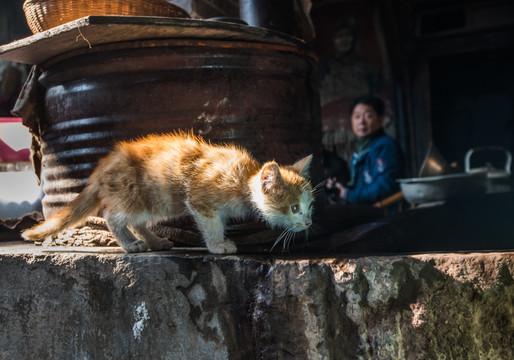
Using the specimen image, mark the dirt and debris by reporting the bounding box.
[35,217,118,248]
[29,216,283,248]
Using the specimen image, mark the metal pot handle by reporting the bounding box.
[464,147,512,174]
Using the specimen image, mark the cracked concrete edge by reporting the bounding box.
[0,242,513,359]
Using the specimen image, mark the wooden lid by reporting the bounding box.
[0,16,309,65]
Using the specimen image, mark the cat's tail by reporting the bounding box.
[22,183,101,241]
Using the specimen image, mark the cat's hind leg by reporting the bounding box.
[132,223,173,251]
[191,212,237,254]
[105,213,148,253]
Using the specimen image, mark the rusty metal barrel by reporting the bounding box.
[35,21,322,217]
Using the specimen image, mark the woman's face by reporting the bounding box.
[333,28,354,55]
[351,103,383,137]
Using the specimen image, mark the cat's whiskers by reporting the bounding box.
[313,179,328,190]
[271,227,290,249]
[271,222,313,252]
[271,225,296,252]
[312,180,327,197]
[283,230,295,252]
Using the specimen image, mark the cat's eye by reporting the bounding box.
[291,204,300,214]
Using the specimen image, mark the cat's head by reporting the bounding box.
[251,155,314,231]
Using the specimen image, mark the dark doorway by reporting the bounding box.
[430,47,514,170]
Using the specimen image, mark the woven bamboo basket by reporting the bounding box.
[23,0,190,33]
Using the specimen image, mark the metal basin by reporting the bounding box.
[398,172,487,204]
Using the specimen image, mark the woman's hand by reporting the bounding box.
[334,181,346,200]
[326,177,346,203]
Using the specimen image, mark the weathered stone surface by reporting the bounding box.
[0,243,513,359]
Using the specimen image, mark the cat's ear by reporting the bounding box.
[260,162,284,194]
[291,155,313,178]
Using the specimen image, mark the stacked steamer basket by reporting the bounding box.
[22,0,190,33]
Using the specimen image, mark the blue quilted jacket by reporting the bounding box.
[344,130,404,204]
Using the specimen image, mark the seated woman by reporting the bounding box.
[328,95,405,205]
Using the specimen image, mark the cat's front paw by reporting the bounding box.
[206,239,237,254]
[123,240,148,253]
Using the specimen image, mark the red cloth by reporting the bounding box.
[0,139,30,162]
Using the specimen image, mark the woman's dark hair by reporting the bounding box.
[350,95,385,117]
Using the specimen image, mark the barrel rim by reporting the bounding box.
[0,15,314,66]
[41,38,318,70]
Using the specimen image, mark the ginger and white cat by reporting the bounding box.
[22,132,314,254]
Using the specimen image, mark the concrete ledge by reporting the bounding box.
[0,242,513,359]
